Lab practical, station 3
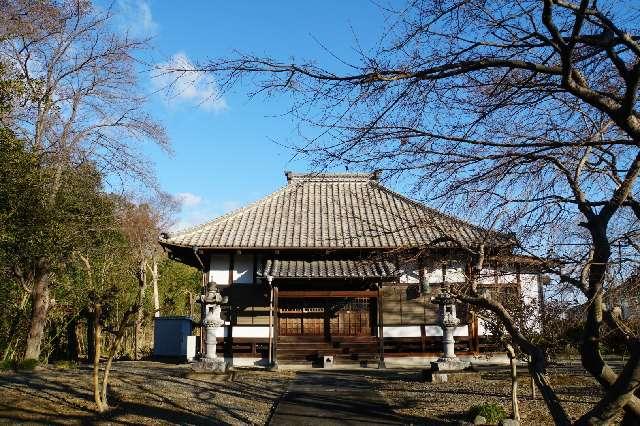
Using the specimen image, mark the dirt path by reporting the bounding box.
[269,370,416,425]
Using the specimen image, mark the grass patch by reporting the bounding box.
[0,358,40,371]
[469,402,507,424]
[54,360,77,370]
[0,358,15,371]
[17,358,39,370]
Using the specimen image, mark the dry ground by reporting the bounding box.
[362,363,608,425]
[0,361,615,425]
[0,361,294,425]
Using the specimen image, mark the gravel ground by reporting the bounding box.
[361,363,608,425]
[0,361,621,425]
[0,361,294,425]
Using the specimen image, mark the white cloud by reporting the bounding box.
[153,52,227,112]
[171,195,240,231]
[115,0,158,37]
[176,192,202,207]
[222,200,241,211]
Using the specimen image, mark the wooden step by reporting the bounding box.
[278,335,377,342]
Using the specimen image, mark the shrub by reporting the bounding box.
[0,359,15,371]
[469,402,507,424]
[17,358,39,370]
[54,360,77,369]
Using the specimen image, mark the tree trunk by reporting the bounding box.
[66,318,79,361]
[529,355,536,399]
[93,304,137,413]
[92,304,107,413]
[151,257,160,318]
[87,314,95,362]
[577,324,640,425]
[507,344,520,422]
[134,261,147,360]
[24,271,50,361]
[580,243,640,420]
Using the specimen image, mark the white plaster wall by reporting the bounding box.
[520,273,542,332]
[426,325,469,337]
[478,318,490,336]
[520,274,539,304]
[425,266,443,283]
[384,325,469,337]
[384,326,422,337]
[478,273,543,335]
[445,266,466,283]
[233,255,254,284]
[209,254,230,285]
[477,268,497,285]
[224,326,270,338]
[399,261,420,284]
[402,261,465,284]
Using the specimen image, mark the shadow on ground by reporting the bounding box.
[0,361,293,425]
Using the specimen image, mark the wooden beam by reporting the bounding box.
[278,290,378,299]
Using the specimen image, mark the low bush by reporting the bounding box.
[469,402,507,424]
[17,358,39,370]
[0,358,15,371]
[54,360,77,369]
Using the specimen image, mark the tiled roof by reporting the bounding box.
[258,258,399,279]
[161,172,513,249]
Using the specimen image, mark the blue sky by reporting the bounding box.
[112,1,389,230]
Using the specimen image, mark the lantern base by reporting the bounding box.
[191,357,228,374]
[430,359,470,371]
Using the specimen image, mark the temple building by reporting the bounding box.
[159,172,544,366]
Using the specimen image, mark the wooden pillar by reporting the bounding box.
[472,312,480,353]
[272,286,279,369]
[377,283,386,369]
[466,259,481,354]
[200,269,206,357]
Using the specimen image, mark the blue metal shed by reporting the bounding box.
[153,316,196,361]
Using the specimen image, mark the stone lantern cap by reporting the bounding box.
[431,288,461,329]
[198,281,228,305]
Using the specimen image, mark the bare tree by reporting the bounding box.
[118,193,177,359]
[0,0,168,360]
[188,1,640,423]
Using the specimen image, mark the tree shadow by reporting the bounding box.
[0,362,292,425]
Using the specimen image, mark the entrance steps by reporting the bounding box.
[276,336,379,365]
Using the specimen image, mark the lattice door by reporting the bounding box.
[330,298,371,336]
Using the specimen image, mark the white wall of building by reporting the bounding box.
[233,255,254,284]
[384,325,469,337]
[209,254,230,285]
[221,326,270,338]
[209,254,256,285]
[399,260,466,284]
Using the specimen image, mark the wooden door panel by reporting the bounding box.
[279,298,372,337]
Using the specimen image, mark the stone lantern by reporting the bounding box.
[193,281,228,373]
[431,286,469,371]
